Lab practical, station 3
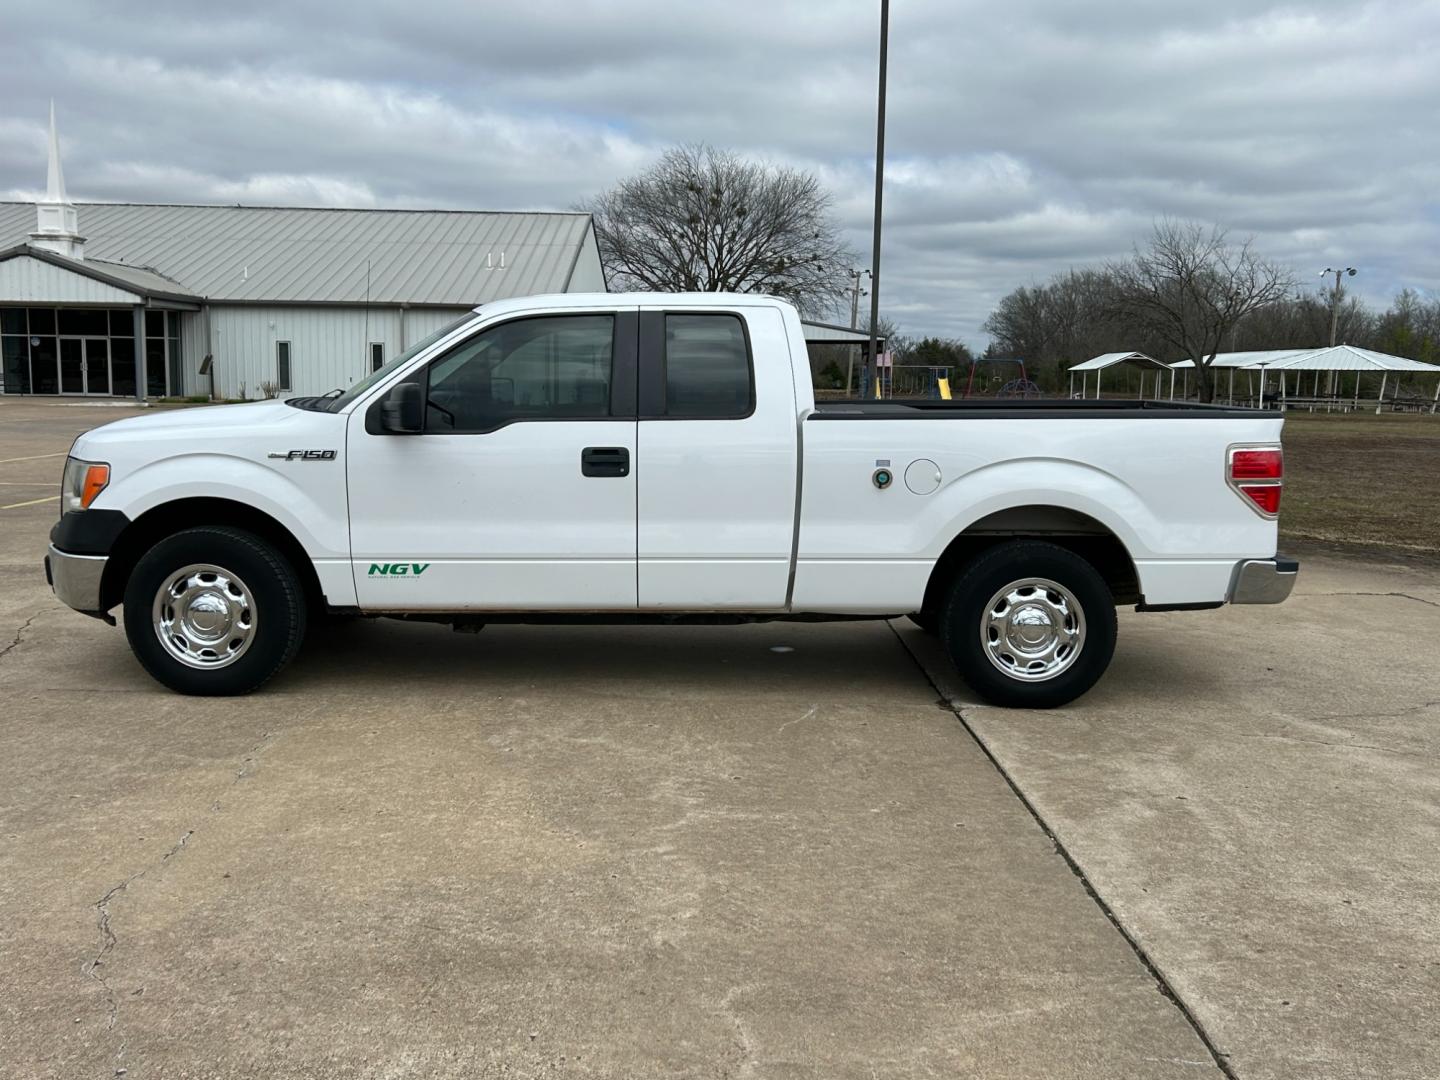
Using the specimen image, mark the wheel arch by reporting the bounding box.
[919,505,1141,617]
[100,497,326,614]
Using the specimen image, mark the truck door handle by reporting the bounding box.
[581,446,630,478]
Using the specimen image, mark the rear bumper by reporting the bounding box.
[46,544,109,615]
[1228,555,1299,605]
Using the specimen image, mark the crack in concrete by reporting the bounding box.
[1236,700,1440,757]
[1307,591,1440,610]
[775,704,817,736]
[1308,699,1440,723]
[83,727,277,1063]
[86,830,193,1029]
[887,622,1239,1080]
[1237,732,1418,756]
[0,611,41,664]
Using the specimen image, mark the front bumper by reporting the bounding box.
[1228,554,1299,605]
[46,544,109,615]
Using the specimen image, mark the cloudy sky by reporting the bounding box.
[3,0,1438,345]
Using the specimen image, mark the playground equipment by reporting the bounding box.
[964,357,1041,399]
[856,357,1043,401]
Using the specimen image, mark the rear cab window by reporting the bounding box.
[653,313,754,419]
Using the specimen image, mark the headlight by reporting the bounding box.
[61,457,110,515]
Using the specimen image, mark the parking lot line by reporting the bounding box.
[0,495,59,510]
[0,451,67,464]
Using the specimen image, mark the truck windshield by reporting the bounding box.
[318,313,480,413]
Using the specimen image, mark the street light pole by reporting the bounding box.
[866,0,889,390]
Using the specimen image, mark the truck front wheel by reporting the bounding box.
[123,526,307,696]
[940,540,1116,708]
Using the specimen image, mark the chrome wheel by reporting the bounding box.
[979,577,1086,682]
[152,563,257,670]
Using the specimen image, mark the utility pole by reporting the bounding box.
[845,268,870,395]
[866,0,890,394]
[1321,266,1357,348]
[848,268,871,329]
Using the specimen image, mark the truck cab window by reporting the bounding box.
[426,314,613,432]
[663,314,753,418]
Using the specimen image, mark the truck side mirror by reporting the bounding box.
[381,383,423,434]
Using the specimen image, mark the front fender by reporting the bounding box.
[94,453,349,561]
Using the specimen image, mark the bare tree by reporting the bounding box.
[582,144,851,316]
[1108,221,1295,401]
[983,269,1149,391]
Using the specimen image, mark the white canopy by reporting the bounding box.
[1168,350,1310,370]
[1266,345,1440,373]
[1069,351,1167,372]
[1068,351,1173,400]
[1170,346,1440,372]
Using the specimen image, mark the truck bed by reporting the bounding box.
[810,399,1254,419]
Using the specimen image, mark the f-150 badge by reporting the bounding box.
[267,449,337,460]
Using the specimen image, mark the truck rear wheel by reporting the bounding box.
[123,526,307,695]
[940,540,1116,708]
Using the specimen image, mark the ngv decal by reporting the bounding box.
[368,563,431,577]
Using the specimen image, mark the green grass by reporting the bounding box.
[1279,411,1440,559]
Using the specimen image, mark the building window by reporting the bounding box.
[1,334,29,394]
[276,341,292,392]
[167,312,183,396]
[141,311,182,397]
[370,342,385,373]
[2,306,143,397]
[59,308,110,336]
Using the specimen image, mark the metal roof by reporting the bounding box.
[0,243,202,304]
[1069,351,1167,371]
[0,202,595,306]
[1170,347,1440,371]
[82,256,198,298]
[1267,345,1440,373]
[800,320,886,346]
[1168,350,1311,370]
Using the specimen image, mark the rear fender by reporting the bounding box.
[924,459,1155,559]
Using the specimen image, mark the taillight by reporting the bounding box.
[1228,446,1282,518]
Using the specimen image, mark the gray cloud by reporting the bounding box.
[3,0,1437,347]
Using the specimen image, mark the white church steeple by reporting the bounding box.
[30,101,86,260]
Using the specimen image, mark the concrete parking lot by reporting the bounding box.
[1,398,1436,1079]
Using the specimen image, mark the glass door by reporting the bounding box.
[58,337,113,394]
[59,338,84,393]
[85,338,110,394]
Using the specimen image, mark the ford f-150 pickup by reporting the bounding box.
[45,292,1297,705]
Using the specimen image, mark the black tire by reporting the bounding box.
[940,540,1116,708]
[123,526,307,695]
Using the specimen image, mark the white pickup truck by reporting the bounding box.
[46,292,1296,706]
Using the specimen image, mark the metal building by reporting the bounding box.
[0,110,605,400]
